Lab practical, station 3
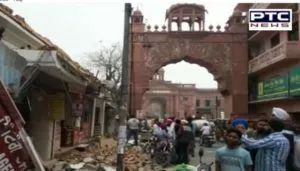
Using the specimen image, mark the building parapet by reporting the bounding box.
[147,90,172,94]
[249,41,300,73]
[145,24,230,32]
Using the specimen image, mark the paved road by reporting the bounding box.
[167,142,224,171]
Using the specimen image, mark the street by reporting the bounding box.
[85,140,224,171]
[166,142,224,171]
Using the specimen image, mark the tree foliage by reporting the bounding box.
[87,42,122,104]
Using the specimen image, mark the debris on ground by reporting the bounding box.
[51,137,165,171]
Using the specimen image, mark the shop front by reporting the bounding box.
[12,48,89,160]
[64,88,85,146]
[249,65,300,123]
[92,97,105,136]
[60,84,99,147]
[26,71,68,161]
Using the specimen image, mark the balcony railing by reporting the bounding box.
[248,41,300,73]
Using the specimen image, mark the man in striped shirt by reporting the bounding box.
[240,119,290,171]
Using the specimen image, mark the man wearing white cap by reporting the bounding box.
[272,107,297,171]
[272,107,291,121]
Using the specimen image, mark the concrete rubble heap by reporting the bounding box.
[51,138,165,171]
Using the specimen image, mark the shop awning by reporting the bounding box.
[15,49,87,86]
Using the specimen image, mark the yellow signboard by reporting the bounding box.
[49,93,65,120]
[258,82,264,96]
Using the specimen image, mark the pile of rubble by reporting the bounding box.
[50,137,165,171]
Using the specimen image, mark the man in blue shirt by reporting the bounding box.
[240,119,290,171]
[215,128,253,171]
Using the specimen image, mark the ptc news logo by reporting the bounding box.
[249,9,292,31]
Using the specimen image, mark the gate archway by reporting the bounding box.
[129,4,249,118]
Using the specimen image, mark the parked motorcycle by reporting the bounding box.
[201,134,215,147]
[153,138,173,167]
[139,135,156,158]
[196,148,214,171]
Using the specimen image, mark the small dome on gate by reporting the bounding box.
[133,10,143,16]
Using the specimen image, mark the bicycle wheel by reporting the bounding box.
[154,152,170,167]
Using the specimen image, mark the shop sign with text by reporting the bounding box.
[257,75,289,99]
[49,93,65,120]
[289,65,300,96]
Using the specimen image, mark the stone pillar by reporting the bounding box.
[167,96,172,114]
[219,31,248,118]
[190,21,194,31]
[130,41,148,114]
[90,98,96,137]
[172,95,176,116]
[177,20,182,31]
[230,41,248,117]
[129,10,146,115]
[222,14,249,118]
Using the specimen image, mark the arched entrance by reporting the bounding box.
[147,97,166,118]
[129,4,249,118]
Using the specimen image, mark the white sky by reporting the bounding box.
[5,0,237,88]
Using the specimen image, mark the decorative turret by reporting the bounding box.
[131,9,145,32]
[225,3,251,33]
[132,10,143,24]
[165,3,207,31]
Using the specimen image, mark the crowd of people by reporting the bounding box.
[126,107,300,171]
[127,115,213,165]
[216,107,300,171]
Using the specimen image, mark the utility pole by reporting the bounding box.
[116,3,132,171]
[215,96,218,119]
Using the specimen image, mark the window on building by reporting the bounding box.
[205,100,210,107]
[288,22,299,41]
[183,97,188,101]
[270,33,280,48]
[196,99,200,106]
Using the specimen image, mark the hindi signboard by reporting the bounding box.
[257,75,289,99]
[0,80,45,171]
[289,65,300,96]
[0,104,29,171]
